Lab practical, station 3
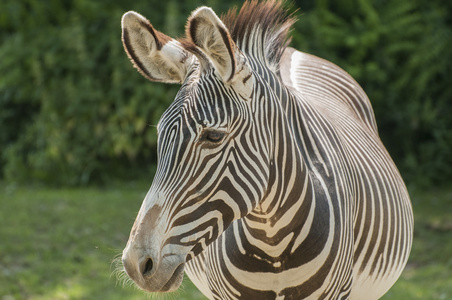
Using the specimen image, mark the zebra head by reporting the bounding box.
[120,6,280,293]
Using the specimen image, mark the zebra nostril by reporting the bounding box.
[143,258,154,276]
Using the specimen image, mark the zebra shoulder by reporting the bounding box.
[280,47,379,134]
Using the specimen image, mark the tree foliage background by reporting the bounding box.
[1,0,450,186]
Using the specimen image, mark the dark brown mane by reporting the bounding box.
[221,0,296,68]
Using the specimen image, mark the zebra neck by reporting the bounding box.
[243,126,316,256]
[242,70,323,252]
[244,144,315,235]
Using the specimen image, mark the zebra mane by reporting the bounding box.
[221,0,296,72]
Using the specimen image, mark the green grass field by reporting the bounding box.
[1,181,451,299]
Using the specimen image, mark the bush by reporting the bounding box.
[293,0,452,186]
[0,0,179,185]
[0,0,450,186]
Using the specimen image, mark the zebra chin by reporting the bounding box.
[153,264,185,293]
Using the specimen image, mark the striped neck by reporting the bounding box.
[241,65,317,251]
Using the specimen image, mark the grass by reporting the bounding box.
[381,187,452,300]
[0,181,450,299]
[0,181,206,300]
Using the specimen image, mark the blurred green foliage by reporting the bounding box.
[0,0,450,186]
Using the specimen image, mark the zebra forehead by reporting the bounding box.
[157,74,242,133]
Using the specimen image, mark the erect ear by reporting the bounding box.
[121,11,193,84]
[186,7,253,87]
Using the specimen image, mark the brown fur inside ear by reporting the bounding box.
[188,16,201,47]
[122,27,155,81]
[215,25,236,82]
[136,19,171,51]
[121,11,192,83]
[185,11,237,82]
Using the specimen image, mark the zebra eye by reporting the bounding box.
[202,130,226,143]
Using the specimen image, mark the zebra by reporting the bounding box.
[119,1,413,299]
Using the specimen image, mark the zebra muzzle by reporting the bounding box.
[122,245,185,292]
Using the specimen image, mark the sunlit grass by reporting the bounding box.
[0,182,450,299]
[0,181,206,300]
[381,187,452,300]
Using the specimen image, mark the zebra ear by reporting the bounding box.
[187,7,252,86]
[121,11,192,84]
